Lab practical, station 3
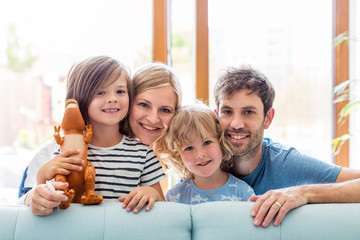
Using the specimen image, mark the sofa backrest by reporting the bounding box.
[0,202,192,240]
[190,201,360,240]
[1,202,360,240]
[191,201,277,240]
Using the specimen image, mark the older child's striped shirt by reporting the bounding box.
[21,136,165,203]
[48,136,165,202]
[86,136,165,201]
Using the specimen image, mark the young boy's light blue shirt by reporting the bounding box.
[165,173,254,204]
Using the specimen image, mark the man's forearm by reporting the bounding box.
[304,179,360,203]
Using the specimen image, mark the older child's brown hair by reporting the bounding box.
[66,56,133,126]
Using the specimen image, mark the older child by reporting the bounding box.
[26,56,165,215]
[155,103,254,204]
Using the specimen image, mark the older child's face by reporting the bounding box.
[180,128,223,180]
[88,74,129,129]
[129,85,177,145]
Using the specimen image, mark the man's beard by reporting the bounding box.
[231,124,264,160]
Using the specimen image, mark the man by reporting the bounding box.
[214,65,360,227]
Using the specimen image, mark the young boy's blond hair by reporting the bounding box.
[155,102,233,179]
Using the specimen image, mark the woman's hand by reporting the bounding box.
[25,182,69,216]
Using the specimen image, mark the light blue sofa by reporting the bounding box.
[1,201,359,240]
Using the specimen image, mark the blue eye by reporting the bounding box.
[184,146,193,151]
[204,140,212,146]
[97,91,105,96]
[139,102,148,108]
[161,108,171,113]
[117,90,126,94]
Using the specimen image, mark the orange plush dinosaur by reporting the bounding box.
[54,99,103,209]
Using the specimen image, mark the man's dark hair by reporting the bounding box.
[214,65,275,115]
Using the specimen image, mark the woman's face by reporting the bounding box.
[129,85,177,145]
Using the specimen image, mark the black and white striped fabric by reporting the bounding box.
[51,136,165,202]
[86,136,165,202]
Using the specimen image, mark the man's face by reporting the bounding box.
[218,89,270,157]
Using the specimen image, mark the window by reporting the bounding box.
[208,0,333,163]
[349,0,360,168]
[0,0,152,204]
[171,0,196,105]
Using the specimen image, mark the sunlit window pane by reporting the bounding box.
[0,0,152,204]
[171,0,195,105]
[209,0,333,162]
[349,0,360,169]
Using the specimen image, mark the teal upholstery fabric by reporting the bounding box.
[191,201,279,240]
[280,203,360,240]
[1,202,359,240]
[0,202,191,240]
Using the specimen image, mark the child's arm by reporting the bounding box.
[118,182,164,213]
[37,149,84,184]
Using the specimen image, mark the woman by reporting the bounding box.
[123,62,182,146]
[19,62,182,215]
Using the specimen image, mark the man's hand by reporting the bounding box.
[250,186,308,227]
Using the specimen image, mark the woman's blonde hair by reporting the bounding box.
[132,62,182,108]
[122,62,182,137]
[155,102,233,179]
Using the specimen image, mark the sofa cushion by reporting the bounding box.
[1,202,192,240]
[0,205,20,240]
[191,201,280,240]
[281,203,360,240]
[191,201,360,240]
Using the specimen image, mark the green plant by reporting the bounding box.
[332,31,360,154]
[4,24,39,72]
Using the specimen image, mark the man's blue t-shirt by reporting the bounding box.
[241,138,342,195]
[165,173,254,204]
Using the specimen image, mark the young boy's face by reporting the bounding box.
[180,127,223,180]
[87,74,129,129]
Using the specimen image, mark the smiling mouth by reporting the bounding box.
[229,134,248,140]
[141,123,159,131]
[197,160,211,166]
[103,109,119,113]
